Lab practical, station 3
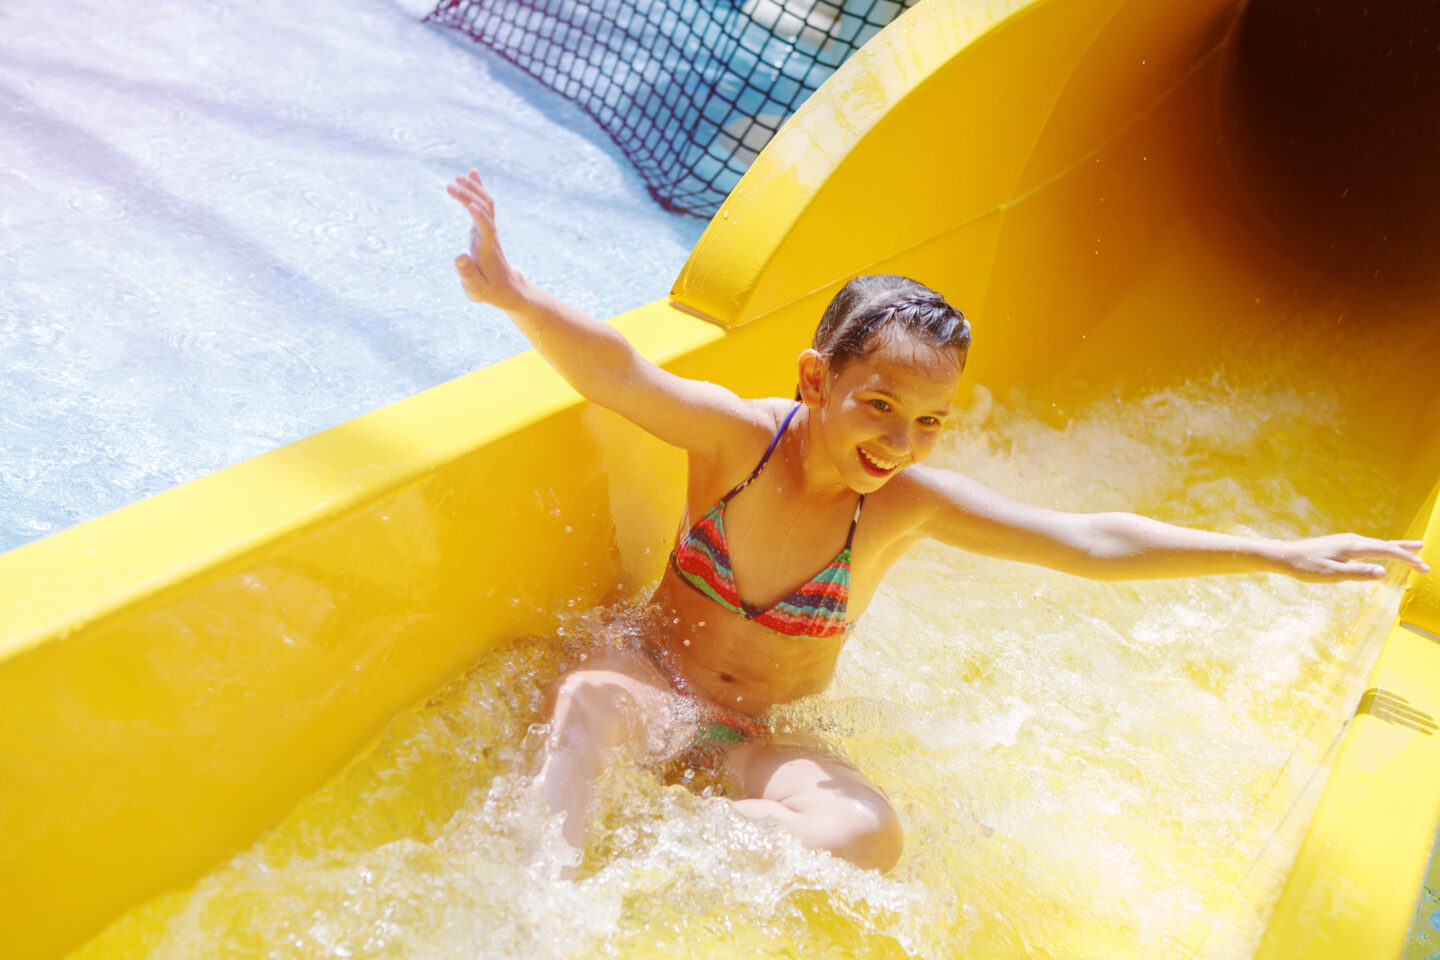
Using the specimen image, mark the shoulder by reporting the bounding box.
[688,396,801,483]
[866,465,1012,541]
[873,464,977,511]
[720,396,802,449]
[853,465,957,542]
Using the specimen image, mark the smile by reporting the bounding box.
[858,447,899,475]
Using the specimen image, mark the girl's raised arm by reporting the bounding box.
[446,170,760,455]
[907,466,1428,583]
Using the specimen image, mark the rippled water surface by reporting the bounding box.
[72,375,1404,959]
[0,0,706,553]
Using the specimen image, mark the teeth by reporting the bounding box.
[860,448,897,471]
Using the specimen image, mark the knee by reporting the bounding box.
[547,671,637,740]
[856,794,904,872]
[834,792,904,873]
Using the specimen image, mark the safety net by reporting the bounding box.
[426,0,918,217]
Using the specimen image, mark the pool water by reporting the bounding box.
[70,371,1403,960]
[0,0,706,555]
[1408,841,1440,960]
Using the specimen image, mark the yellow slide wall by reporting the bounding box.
[2,0,1438,956]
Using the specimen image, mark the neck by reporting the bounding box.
[792,405,854,500]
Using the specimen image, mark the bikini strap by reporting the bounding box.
[722,402,802,501]
[844,494,866,550]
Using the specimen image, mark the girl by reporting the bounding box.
[447,170,1427,873]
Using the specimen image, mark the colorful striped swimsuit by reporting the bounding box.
[669,403,863,640]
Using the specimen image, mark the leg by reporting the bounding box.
[725,735,904,872]
[533,650,679,851]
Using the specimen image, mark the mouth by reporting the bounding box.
[857,447,900,477]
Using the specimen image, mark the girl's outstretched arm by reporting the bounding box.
[446,170,761,455]
[907,467,1429,583]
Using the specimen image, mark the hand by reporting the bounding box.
[446,170,526,310]
[1277,535,1428,582]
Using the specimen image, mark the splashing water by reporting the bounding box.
[73,375,1402,960]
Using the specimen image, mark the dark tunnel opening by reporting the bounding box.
[1220,0,1440,287]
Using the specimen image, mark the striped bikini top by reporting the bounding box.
[669,403,864,640]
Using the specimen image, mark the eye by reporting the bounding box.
[918,415,941,427]
[869,399,892,413]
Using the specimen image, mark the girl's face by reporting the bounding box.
[802,330,965,492]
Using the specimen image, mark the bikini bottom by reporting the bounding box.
[640,642,769,797]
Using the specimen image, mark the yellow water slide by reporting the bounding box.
[4,0,1440,956]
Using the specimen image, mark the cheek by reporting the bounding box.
[830,400,872,438]
[911,433,942,463]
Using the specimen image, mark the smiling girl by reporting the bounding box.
[447,170,1427,873]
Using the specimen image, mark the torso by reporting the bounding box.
[649,399,927,716]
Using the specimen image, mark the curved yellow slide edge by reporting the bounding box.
[1254,488,1440,960]
[671,0,1237,331]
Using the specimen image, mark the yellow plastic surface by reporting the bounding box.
[4,0,1440,956]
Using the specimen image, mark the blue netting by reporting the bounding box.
[427,0,916,217]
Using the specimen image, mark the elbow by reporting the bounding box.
[1065,514,1140,580]
[580,338,644,406]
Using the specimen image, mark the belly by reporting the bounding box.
[650,570,846,715]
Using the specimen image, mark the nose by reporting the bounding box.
[879,424,911,457]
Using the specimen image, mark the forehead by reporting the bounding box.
[838,331,964,402]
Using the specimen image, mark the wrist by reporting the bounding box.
[494,270,535,314]
[1260,538,1296,575]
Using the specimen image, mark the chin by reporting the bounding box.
[852,457,902,490]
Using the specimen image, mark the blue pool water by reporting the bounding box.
[0,0,707,555]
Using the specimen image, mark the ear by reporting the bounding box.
[796,349,830,406]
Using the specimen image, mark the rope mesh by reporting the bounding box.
[426,0,917,217]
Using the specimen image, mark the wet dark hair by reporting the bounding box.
[812,274,971,371]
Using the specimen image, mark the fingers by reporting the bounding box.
[1339,561,1388,579]
[1290,534,1431,582]
[447,171,503,268]
[449,169,492,205]
[453,254,488,302]
[455,252,490,285]
[448,185,495,228]
[447,180,492,214]
[447,170,496,227]
[1302,557,1388,582]
[1342,538,1431,573]
[445,171,526,308]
